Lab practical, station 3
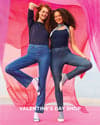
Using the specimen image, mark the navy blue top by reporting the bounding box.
[50,28,69,49]
[28,9,49,45]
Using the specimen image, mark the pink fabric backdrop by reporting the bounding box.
[0,0,98,110]
[0,0,10,64]
[77,0,100,70]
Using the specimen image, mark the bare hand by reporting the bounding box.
[82,55,90,60]
[29,2,39,10]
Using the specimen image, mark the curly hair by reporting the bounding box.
[49,8,76,32]
[35,4,51,33]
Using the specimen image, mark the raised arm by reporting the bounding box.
[28,2,39,28]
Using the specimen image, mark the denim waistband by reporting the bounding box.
[51,46,70,52]
[29,44,49,48]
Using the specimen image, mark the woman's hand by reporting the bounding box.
[29,2,39,10]
[81,55,90,60]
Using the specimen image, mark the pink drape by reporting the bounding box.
[1,0,93,109]
[77,0,100,70]
[0,0,10,64]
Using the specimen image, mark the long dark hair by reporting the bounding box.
[50,8,76,32]
[35,4,51,33]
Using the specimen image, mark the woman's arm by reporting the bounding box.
[69,26,87,58]
[28,2,39,28]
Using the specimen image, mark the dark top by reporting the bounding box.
[28,9,49,45]
[50,28,69,49]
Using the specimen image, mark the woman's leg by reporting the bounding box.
[64,52,92,80]
[5,45,37,87]
[50,49,64,112]
[35,49,50,113]
[50,61,64,112]
[50,52,64,122]
[59,52,92,90]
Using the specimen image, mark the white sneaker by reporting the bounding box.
[33,117,40,122]
[59,73,68,91]
[33,112,40,122]
[57,112,64,122]
[32,78,40,96]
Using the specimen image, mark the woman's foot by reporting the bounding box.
[33,112,40,122]
[59,73,68,91]
[32,78,40,96]
[57,112,64,122]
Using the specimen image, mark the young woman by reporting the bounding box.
[50,8,92,122]
[5,2,51,122]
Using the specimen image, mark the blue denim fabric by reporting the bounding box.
[5,44,50,113]
[50,47,92,111]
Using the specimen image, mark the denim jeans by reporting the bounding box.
[50,47,92,112]
[5,44,50,113]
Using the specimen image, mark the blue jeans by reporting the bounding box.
[5,44,50,113]
[50,47,92,112]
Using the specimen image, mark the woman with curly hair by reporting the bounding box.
[50,8,92,122]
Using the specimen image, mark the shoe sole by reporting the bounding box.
[33,119,40,122]
[33,117,40,122]
[57,118,64,122]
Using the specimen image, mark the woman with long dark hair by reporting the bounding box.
[5,2,51,122]
[50,8,92,122]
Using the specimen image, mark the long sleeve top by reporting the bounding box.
[28,9,49,45]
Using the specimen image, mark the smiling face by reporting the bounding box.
[54,11,63,24]
[38,7,49,22]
